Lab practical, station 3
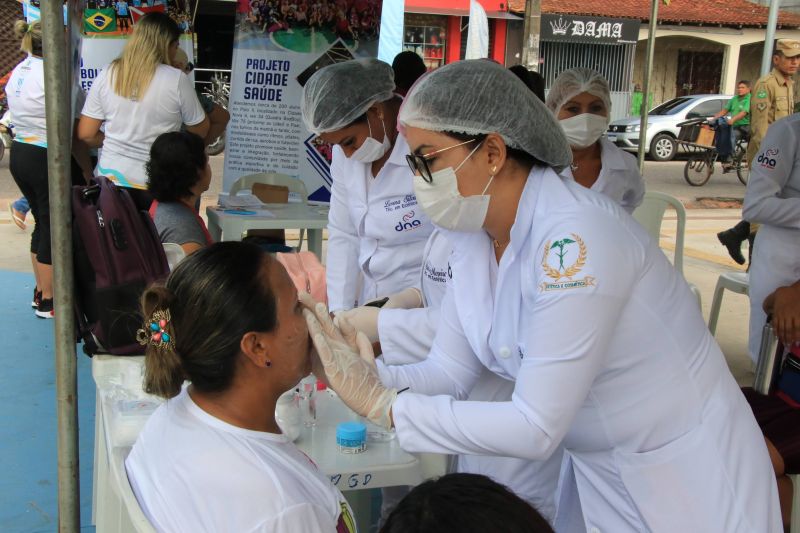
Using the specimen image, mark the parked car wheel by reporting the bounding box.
[650,133,677,161]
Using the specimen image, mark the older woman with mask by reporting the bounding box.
[303,60,781,532]
[546,68,644,214]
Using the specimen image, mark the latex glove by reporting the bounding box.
[334,306,380,343]
[302,299,396,430]
[383,287,423,310]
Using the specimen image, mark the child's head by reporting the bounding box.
[146,131,210,202]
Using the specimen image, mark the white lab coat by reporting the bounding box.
[326,134,433,311]
[377,229,449,365]
[378,229,563,520]
[561,137,645,214]
[743,114,800,364]
[377,167,780,532]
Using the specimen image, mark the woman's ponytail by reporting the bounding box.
[140,285,185,398]
[14,20,42,56]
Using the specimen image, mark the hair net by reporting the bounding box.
[398,60,572,170]
[545,68,612,115]
[301,58,395,134]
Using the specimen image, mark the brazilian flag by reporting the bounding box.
[84,8,117,33]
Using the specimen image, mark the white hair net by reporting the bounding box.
[301,58,395,134]
[398,60,572,170]
[545,68,612,114]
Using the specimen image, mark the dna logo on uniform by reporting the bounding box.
[395,210,422,232]
[758,149,778,170]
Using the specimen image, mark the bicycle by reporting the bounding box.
[201,73,230,156]
[678,117,749,187]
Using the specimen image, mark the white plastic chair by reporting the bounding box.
[162,243,186,271]
[230,172,309,249]
[707,272,749,336]
[632,191,702,307]
[112,447,156,533]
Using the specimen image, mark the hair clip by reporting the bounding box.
[136,308,175,349]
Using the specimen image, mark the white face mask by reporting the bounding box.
[351,115,392,163]
[413,143,494,232]
[559,113,610,149]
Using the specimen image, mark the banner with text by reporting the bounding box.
[223,0,383,201]
[541,14,640,45]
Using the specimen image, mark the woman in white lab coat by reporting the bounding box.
[743,113,800,365]
[545,68,644,214]
[336,226,564,520]
[303,60,781,532]
[301,59,433,312]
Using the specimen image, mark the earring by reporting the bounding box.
[491,165,497,174]
[265,360,272,367]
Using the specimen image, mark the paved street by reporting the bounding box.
[0,148,755,385]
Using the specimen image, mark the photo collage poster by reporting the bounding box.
[78,0,195,93]
[223,0,384,201]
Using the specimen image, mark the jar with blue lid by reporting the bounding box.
[336,421,367,454]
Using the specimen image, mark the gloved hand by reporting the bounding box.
[301,294,396,429]
[383,287,423,310]
[333,306,380,343]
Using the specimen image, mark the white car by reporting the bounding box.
[606,94,732,161]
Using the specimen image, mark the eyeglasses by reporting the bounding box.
[405,138,479,183]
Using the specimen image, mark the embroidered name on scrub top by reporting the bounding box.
[423,260,448,284]
[384,194,419,212]
[539,233,596,292]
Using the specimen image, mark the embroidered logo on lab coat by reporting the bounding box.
[757,148,779,169]
[539,233,596,291]
[395,210,423,232]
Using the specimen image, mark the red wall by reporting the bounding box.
[492,19,506,64]
[446,15,462,64]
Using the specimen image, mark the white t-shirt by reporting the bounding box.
[125,388,357,533]
[7,56,47,147]
[82,64,205,189]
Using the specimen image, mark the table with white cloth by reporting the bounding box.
[205,203,329,257]
[91,355,445,533]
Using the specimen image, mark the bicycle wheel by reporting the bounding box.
[734,147,749,185]
[206,133,225,156]
[684,154,713,186]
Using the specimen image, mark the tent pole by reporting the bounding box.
[761,0,781,77]
[637,0,660,174]
[41,1,80,530]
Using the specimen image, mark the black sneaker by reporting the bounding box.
[31,288,41,309]
[35,298,54,319]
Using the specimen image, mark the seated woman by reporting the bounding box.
[125,241,356,532]
[146,131,213,255]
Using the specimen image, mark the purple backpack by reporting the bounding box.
[72,177,169,355]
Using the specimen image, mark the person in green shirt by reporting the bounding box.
[629,83,653,116]
[711,80,751,170]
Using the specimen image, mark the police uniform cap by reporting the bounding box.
[776,39,800,58]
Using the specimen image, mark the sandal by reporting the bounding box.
[9,204,26,230]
